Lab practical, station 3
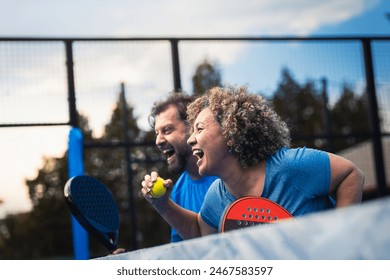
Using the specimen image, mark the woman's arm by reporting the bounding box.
[328,153,365,207]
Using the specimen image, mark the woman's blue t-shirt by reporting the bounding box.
[200,147,335,231]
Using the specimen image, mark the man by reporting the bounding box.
[141,85,364,239]
[148,92,218,242]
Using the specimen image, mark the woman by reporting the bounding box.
[141,85,365,240]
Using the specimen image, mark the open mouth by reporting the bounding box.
[192,149,204,161]
[163,149,175,161]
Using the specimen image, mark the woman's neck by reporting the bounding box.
[222,161,266,198]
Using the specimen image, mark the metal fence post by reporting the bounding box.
[362,38,388,196]
[170,39,182,92]
[65,40,79,128]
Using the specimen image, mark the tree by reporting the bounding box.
[83,87,171,255]
[0,86,170,259]
[192,59,222,96]
[0,59,225,259]
[330,84,370,151]
[271,68,370,153]
[0,113,94,259]
[272,68,325,149]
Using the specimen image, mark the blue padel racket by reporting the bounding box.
[221,197,294,233]
[64,175,119,251]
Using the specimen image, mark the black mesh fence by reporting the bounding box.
[0,37,389,257]
[1,36,389,205]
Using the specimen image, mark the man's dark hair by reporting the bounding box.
[148,92,195,128]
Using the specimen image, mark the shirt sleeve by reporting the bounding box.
[199,180,222,229]
[290,147,331,198]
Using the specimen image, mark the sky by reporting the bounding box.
[0,0,389,218]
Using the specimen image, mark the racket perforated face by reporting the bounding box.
[221,197,294,233]
[64,175,119,251]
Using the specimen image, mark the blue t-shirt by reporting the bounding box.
[200,147,335,231]
[170,171,218,242]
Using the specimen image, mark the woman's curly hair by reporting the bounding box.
[187,85,291,168]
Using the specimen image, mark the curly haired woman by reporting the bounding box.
[141,85,365,239]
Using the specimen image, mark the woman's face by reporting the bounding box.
[187,107,230,176]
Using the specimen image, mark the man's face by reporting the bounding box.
[154,105,192,175]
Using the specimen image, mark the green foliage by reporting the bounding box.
[0,62,370,259]
[0,87,170,259]
[82,90,171,257]
[271,68,369,152]
[331,84,370,151]
[272,68,325,149]
[192,59,222,96]
[0,155,73,259]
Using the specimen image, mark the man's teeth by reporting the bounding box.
[163,149,174,158]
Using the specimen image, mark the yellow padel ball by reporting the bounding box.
[150,177,166,198]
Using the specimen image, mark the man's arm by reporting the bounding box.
[153,198,202,240]
[142,172,205,240]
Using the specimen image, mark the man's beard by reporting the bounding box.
[167,152,187,175]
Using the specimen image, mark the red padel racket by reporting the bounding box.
[221,197,294,233]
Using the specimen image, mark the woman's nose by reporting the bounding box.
[187,133,196,146]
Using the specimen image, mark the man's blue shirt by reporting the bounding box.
[170,171,218,242]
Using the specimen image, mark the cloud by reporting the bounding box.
[0,0,384,217]
[0,0,381,131]
[0,0,379,36]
